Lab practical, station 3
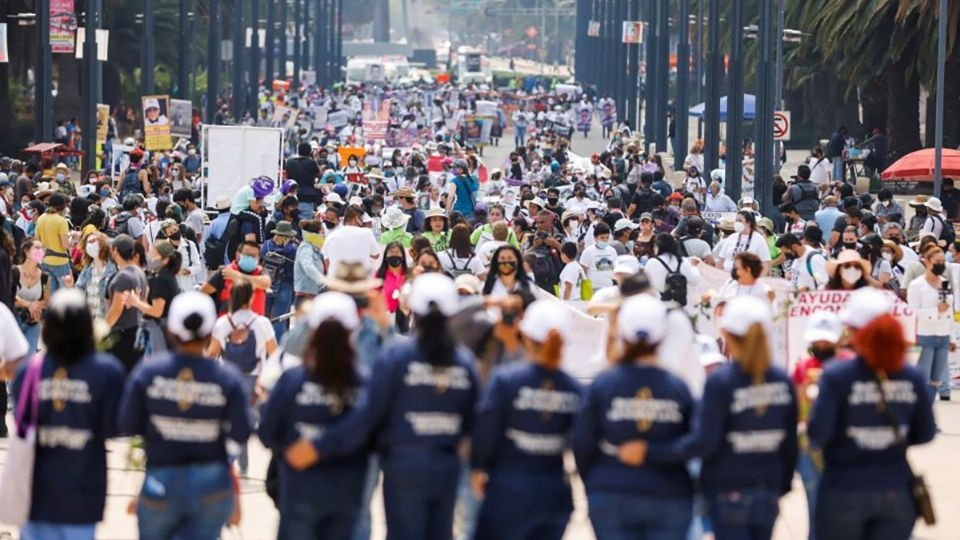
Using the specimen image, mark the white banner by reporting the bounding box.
[533,287,608,380]
[201,125,283,210]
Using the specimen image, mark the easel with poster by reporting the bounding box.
[142,95,172,151]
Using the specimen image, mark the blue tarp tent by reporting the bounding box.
[689,94,756,121]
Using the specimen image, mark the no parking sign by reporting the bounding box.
[773,110,791,141]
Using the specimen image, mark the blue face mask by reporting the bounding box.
[596,241,608,250]
[238,254,258,273]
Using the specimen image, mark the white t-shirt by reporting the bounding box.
[793,246,828,290]
[716,231,771,271]
[439,250,486,277]
[211,309,276,372]
[0,304,30,360]
[559,261,586,301]
[808,156,831,186]
[322,225,381,277]
[579,244,618,288]
[718,279,772,300]
[643,254,702,294]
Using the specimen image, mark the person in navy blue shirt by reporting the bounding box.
[118,291,253,540]
[809,288,936,539]
[638,296,798,540]
[470,300,583,540]
[572,294,695,539]
[12,289,125,540]
[259,292,369,540]
[285,273,480,540]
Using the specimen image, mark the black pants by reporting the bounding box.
[0,382,7,436]
[110,326,145,374]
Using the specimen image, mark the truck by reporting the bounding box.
[455,46,492,85]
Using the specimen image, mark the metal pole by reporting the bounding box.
[250,0,260,111]
[293,0,301,88]
[232,0,244,119]
[696,0,703,104]
[675,0,689,170]
[934,0,946,198]
[335,0,344,82]
[754,0,774,218]
[644,0,655,151]
[178,0,189,99]
[35,0,53,141]
[654,0,668,152]
[324,0,333,85]
[616,0,627,124]
[724,0,743,200]
[144,0,155,95]
[627,0,640,128]
[206,0,220,123]
[313,0,322,80]
[265,0,274,86]
[301,0,309,72]
[279,0,288,80]
[703,0,721,172]
[774,0,784,173]
[82,0,100,172]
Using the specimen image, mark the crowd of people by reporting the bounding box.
[0,79,950,540]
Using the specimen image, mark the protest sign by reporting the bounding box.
[533,287,607,380]
[202,125,283,209]
[142,95,172,151]
[96,104,110,142]
[169,99,192,138]
[461,115,492,145]
[272,105,300,130]
[326,110,350,129]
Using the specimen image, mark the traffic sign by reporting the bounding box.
[773,110,791,141]
[622,21,643,44]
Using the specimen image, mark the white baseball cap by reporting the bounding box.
[408,273,459,316]
[617,295,667,344]
[614,218,639,233]
[307,291,360,331]
[720,296,772,337]
[613,254,641,276]
[696,334,726,367]
[519,300,572,342]
[144,98,160,110]
[166,292,217,342]
[839,288,895,329]
[804,310,843,344]
[325,192,344,205]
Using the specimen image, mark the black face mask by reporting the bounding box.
[498,261,517,275]
[168,230,182,242]
[386,255,403,267]
[916,208,928,217]
[324,220,338,230]
[932,263,947,276]
[547,197,559,205]
[810,346,836,361]
[843,242,857,250]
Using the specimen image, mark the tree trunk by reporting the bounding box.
[886,51,922,163]
[860,75,887,135]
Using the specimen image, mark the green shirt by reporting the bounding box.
[422,230,450,252]
[381,228,413,248]
[469,223,520,248]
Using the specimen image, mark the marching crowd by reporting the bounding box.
[0,80,949,540]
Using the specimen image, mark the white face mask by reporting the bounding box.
[841,267,863,284]
[882,252,894,262]
[85,242,100,258]
[734,221,745,233]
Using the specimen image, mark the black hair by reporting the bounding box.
[42,293,95,362]
[179,312,207,343]
[803,225,824,245]
[482,245,532,294]
[229,278,255,312]
[775,233,801,249]
[298,142,312,157]
[594,223,611,236]
[163,250,183,275]
[560,241,578,260]
[305,319,359,403]
[173,188,195,204]
[376,241,408,279]
[80,206,107,231]
[417,310,456,366]
[655,233,681,258]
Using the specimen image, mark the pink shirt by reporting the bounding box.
[381,269,406,313]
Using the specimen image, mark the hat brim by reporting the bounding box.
[826,258,871,279]
[273,230,297,237]
[322,275,383,294]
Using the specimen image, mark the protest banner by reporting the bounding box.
[142,95,172,151]
[547,120,574,140]
[701,211,738,224]
[272,105,300,130]
[202,125,283,209]
[169,99,192,138]
[96,104,110,142]
[461,115,492,145]
[533,287,607,380]
[326,109,350,129]
[50,0,77,54]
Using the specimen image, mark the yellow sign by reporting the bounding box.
[96,103,109,142]
[142,94,172,151]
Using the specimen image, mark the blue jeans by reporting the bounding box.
[235,375,258,475]
[474,474,571,540]
[21,522,96,540]
[41,262,72,295]
[588,492,692,540]
[916,334,950,405]
[298,201,316,222]
[143,318,169,356]
[707,487,779,540]
[796,449,822,540]
[266,281,294,341]
[351,455,380,540]
[17,317,40,357]
[815,489,916,540]
[279,467,367,540]
[454,459,480,540]
[137,462,234,540]
[832,158,847,184]
[381,458,460,540]
[515,127,526,148]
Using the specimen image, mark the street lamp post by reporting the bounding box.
[724,0,744,200]
[293,0,301,88]
[265,0,274,86]
[753,0,775,218]
[206,0,220,123]
[279,0,287,81]
[774,0,784,173]
[654,0,668,152]
[178,0,190,99]
[313,0,322,85]
[232,0,244,120]
[675,0,689,171]
[703,0,721,172]
[934,0,946,198]
[644,0,655,151]
[334,0,343,83]
[626,0,640,128]
[143,0,155,95]
[35,0,53,141]
[82,0,101,173]
[250,0,260,112]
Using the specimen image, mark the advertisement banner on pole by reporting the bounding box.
[96,104,110,142]
[0,24,8,63]
[74,28,109,61]
[587,21,601,38]
[622,21,643,44]
[169,99,193,138]
[50,0,77,54]
[142,95,172,151]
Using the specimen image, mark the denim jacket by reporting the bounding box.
[76,260,118,318]
[294,242,325,296]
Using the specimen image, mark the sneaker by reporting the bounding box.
[940,395,951,401]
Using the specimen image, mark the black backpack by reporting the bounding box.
[204,216,239,270]
[446,250,476,278]
[119,169,143,200]
[934,215,956,244]
[531,248,560,289]
[223,316,260,373]
[106,212,132,238]
[655,256,687,306]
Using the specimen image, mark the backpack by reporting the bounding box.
[631,188,654,218]
[204,216,240,270]
[654,256,687,306]
[222,316,259,373]
[934,215,956,244]
[804,251,827,289]
[106,212,132,238]
[531,248,560,288]
[446,250,476,278]
[119,169,143,200]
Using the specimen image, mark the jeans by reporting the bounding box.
[279,467,367,540]
[454,459,479,540]
[236,375,259,475]
[21,522,96,540]
[298,201,316,222]
[109,326,145,374]
[832,158,847,184]
[137,462,234,540]
[815,489,916,540]
[515,127,526,149]
[707,487,779,540]
[143,318,169,356]
[381,458,460,540]
[474,474,571,540]
[588,492,692,540]
[266,281,294,341]
[916,334,950,405]
[41,262,72,295]
[796,449,822,540]
[17,317,41,357]
[351,455,380,540]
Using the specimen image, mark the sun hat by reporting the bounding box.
[804,311,843,344]
[322,261,383,294]
[925,197,944,213]
[519,300,573,343]
[757,217,776,235]
[839,287,895,329]
[617,294,668,344]
[306,291,360,331]
[907,194,929,207]
[561,209,583,223]
[525,197,546,210]
[613,254,641,276]
[324,192,345,206]
[273,221,297,237]
[394,186,416,200]
[408,273,459,316]
[166,291,217,341]
[826,249,872,279]
[720,296,772,337]
[381,206,411,230]
[424,207,447,220]
[882,240,903,264]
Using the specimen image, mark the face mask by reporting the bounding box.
[188,149,196,156]
[843,242,857,250]
[841,267,862,284]
[28,248,44,264]
[87,177,97,184]
[86,242,100,258]
[596,241,608,249]
[147,257,165,272]
[303,231,324,249]
[731,268,739,281]
[386,255,404,267]
[324,220,338,230]
[20,200,29,208]
[498,261,517,275]
[734,222,745,233]
[626,240,635,251]
[238,254,258,273]
[168,230,182,242]
[55,173,65,182]
[932,263,946,276]
[171,170,180,179]
[916,208,928,216]
[882,252,894,262]
[100,189,111,197]
[810,346,836,361]
[547,197,558,205]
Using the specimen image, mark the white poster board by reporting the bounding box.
[201,125,284,209]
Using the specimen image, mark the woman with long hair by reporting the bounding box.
[572,294,695,539]
[825,250,872,291]
[13,238,51,356]
[12,289,126,540]
[440,223,484,278]
[471,301,583,539]
[122,240,182,355]
[259,292,368,540]
[75,231,118,318]
[376,241,410,331]
[860,233,893,287]
[718,210,772,275]
[119,292,253,540]
[482,245,533,297]
[808,288,936,539]
[907,245,954,412]
[284,274,479,539]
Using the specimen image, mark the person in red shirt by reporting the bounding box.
[200,241,272,316]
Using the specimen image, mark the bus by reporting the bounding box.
[455,47,492,84]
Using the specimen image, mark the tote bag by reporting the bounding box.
[0,355,43,526]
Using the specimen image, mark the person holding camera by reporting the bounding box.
[907,245,956,411]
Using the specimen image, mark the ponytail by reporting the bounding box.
[305,319,358,404]
[539,330,564,370]
[852,314,907,374]
[417,309,456,366]
[616,339,659,365]
[733,323,771,384]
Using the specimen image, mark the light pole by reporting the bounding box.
[626,0,640,128]
[143,0,155,95]
[82,0,101,173]
[232,0,244,120]
[293,0,301,88]
[654,0,668,152]
[178,0,190,99]
[753,2,775,218]
[724,0,744,200]
[206,0,220,123]
[35,1,53,141]
[250,0,260,112]
[265,0,274,85]
[644,0,655,151]
[703,0,721,172]
[675,0,690,170]
[279,0,287,81]
[934,0,946,198]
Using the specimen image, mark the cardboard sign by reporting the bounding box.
[142,94,172,151]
